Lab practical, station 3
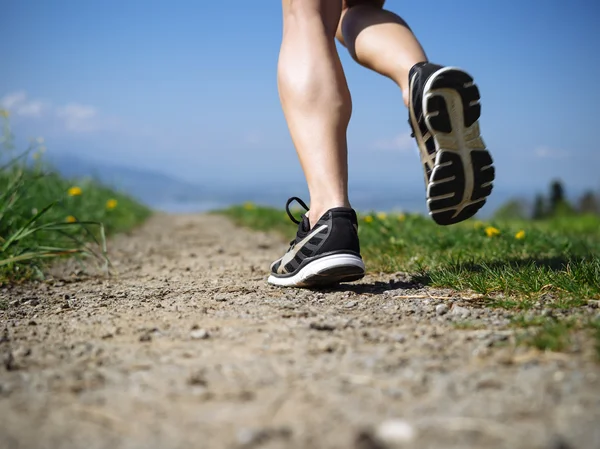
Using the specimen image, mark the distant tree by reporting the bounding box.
[532,194,546,219]
[548,179,575,216]
[493,199,527,220]
[549,179,565,213]
[578,191,599,215]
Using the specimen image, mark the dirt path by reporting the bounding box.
[1,213,599,449]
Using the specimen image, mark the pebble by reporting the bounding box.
[450,305,471,319]
[236,427,291,447]
[542,308,554,317]
[309,322,336,332]
[345,301,358,309]
[435,304,449,315]
[375,419,416,445]
[190,329,210,340]
[392,333,406,343]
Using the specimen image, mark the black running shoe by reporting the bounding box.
[268,197,365,288]
[408,61,495,225]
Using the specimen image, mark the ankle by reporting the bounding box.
[396,60,428,107]
[307,201,351,228]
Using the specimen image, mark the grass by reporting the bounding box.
[517,318,573,352]
[221,203,600,356]
[591,318,600,360]
[0,112,151,284]
[220,203,600,308]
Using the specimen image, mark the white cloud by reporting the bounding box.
[1,91,48,117]
[1,90,111,133]
[56,103,99,132]
[534,145,568,159]
[370,132,415,153]
[17,101,46,117]
[1,91,27,109]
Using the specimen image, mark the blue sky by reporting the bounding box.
[2,0,599,208]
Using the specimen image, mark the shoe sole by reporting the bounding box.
[267,254,365,288]
[419,67,495,225]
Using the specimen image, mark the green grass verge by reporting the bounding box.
[1,114,151,283]
[219,203,600,308]
[220,203,600,356]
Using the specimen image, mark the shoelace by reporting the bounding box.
[283,197,310,249]
[285,196,309,224]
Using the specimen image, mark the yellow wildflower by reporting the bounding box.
[515,230,525,240]
[38,145,46,153]
[66,216,77,223]
[106,199,118,210]
[376,212,387,220]
[68,186,82,196]
[473,220,485,230]
[0,109,9,118]
[484,226,500,237]
[32,152,41,160]
[397,213,406,222]
[243,201,255,210]
[364,215,373,223]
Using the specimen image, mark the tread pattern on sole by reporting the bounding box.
[423,68,495,226]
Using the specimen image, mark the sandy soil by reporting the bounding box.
[1,213,599,449]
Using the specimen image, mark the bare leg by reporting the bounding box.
[337,2,427,106]
[278,0,351,227]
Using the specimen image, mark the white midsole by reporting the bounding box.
[267,254,365,287]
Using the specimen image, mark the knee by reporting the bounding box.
[338,2,385,59]
[286,0,342,19]
[285,0,343,36]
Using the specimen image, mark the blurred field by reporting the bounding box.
[0,114,151,284]
[220,203,600,308]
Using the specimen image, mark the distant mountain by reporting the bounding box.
[46,153,210,207]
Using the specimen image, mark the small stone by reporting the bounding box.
[541,308,554,317]
[450,305,471,319]
[214,295,228,302]
[187,371,207,386]
[435,304,449,315]
[3,351,18,371]
[236,427,291,447]
[375,419,416,445]
[309,322,336,332]
[139,333,152,342]
[190,329,210,340]
[345,301,358,309]
[547,435,574,449]
[392,333,406,343]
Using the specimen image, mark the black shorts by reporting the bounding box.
[344,0,385,8]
